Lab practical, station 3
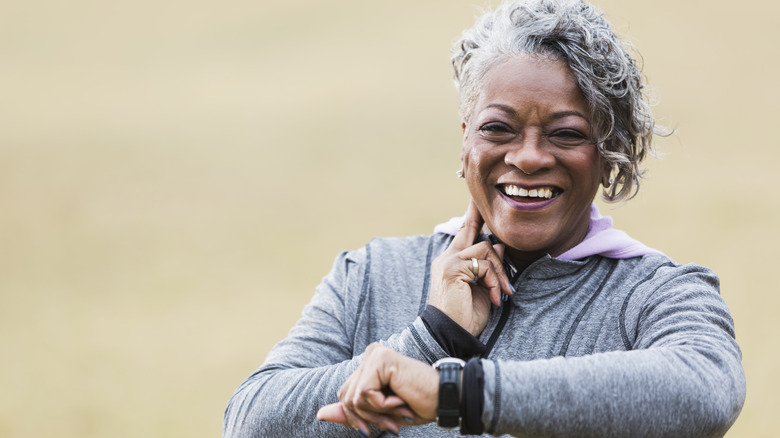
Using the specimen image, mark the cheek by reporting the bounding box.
[463,141,490,172]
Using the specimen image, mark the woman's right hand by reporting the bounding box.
[429,200,514,337]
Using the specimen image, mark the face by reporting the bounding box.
[461,54,606,265]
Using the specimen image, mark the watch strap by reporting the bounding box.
[432,358,465,429]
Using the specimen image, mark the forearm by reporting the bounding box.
[224,358,363,437]
[482,346,745,438]
[224,320,445,438]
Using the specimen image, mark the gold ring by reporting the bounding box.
[470,258,479,284]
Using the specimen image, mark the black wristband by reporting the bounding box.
[460,357,484,435]
[432,358,465,429]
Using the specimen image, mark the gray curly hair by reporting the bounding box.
[452,0,659,202]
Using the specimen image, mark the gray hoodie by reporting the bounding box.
[223,231,745,437]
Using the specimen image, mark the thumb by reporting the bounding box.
[316,403,348,426]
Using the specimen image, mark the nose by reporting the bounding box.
[504,132,555,175]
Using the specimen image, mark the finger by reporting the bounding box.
[448,200,484,252]
[362,392,416,430]
[352,402,400,435]
[316,402,348,425]
[479,260,504,307]
[340,403,372,437]
[389,404,418,424]
[460,242,513,298]
[493,243,515,298]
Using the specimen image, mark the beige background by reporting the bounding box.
[2,0,777,436]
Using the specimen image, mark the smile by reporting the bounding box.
[501,184,559,200]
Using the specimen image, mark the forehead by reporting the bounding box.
[475,54,589,117]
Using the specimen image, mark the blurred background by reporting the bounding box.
[2,0,777,436]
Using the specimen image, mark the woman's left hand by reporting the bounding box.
[316,343,438,436]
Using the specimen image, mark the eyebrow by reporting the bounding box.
[482,104,589,121]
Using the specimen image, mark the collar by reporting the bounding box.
[433,203,663,260]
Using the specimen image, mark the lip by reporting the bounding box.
[496,186,561,211]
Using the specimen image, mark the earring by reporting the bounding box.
[608,177,614,185]
[456,169,464,179]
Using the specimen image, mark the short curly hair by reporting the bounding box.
[452,0,660,201]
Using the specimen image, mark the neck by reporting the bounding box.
[504,247,545,272]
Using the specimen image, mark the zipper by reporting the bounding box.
[480,249,523,358]
[477,233,528,358]
[481,299,512,358]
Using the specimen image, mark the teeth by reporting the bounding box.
[503,185,554,199]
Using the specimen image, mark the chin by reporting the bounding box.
[489,221,555,253]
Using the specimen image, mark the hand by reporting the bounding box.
[429,200,514,336]
[316,344,438,436]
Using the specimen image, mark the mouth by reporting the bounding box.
[499,184,561,201]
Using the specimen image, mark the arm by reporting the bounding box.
[222,247,448,438]
[322,262,745,437]
[483,263,745,437]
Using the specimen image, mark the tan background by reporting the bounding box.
[2,0,777,436]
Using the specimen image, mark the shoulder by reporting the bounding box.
[602,254,724,324]
[367,233,452,258]
[619,254,720,293]
[613,255,727,329]
[606,254,719,291]
[340,233,454,267]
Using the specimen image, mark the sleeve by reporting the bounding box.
[222,246,449,438]
[480,263,746,438]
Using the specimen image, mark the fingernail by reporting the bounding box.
[385,430,399,436]
[402,416,414,423]
[509,283,517,294]
[356,428,369,437]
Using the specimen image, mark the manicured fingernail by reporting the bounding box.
[356,428,368,437]
[385,430,399,436]
[402,416,414,423]
[509,283,516,294]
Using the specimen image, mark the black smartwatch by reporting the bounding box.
[432,357,466,429]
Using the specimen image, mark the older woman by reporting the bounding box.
[223,0,745,437]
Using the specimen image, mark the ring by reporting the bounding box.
[470,258,479,285]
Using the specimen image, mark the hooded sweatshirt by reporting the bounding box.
[223,205,745,437]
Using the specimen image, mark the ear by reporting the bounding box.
[460,122,468,160]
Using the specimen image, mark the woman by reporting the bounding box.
[223,0,745,436]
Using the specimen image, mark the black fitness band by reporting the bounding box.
[432,358,465,429]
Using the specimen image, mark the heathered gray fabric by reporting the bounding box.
[223,233,745,437]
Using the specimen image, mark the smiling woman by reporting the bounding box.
[223,0,745,437]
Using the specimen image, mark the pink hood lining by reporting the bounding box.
[432,203,663,260]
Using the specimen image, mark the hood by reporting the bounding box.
[432,203,663,260]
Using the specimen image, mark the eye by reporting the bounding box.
[477,122,515,141]
[547,129,591,147]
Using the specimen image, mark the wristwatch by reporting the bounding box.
[432,357,465,429]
